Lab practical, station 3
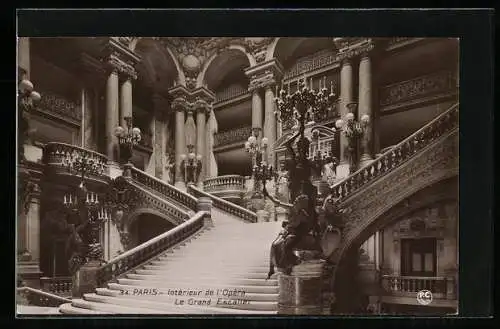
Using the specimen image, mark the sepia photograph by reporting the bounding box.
[16,34,460,316]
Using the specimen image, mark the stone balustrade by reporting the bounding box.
[17,286,71,307]
[40,276,72,297]
[381,275,456,300]
[96,211,207,286]
[203,175,246,204]
[128,165,198,211]
[43,142,110,183]
[214,126,253,148]
[330,103,458,201]
[187,184,257,223]
[215,84,249,104]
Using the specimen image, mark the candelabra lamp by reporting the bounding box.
[274,77,337,202]
[245,130,276,197]
[63,152,107,274]
[114,116,142,164]
[335,102,370,174]
[18,79,41,161]
[180,145,202,186]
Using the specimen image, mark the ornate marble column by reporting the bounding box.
[18,176,43,288]
[205,108,218,179]
[105,67,120,164]
[18,37,30,79]
[194,100,209,188]
[172,98,187,189]
[337,59,354,179]
[358,52,374,166]
[152,93,168,180]
[250,90,263,136]
[120,77,133,128]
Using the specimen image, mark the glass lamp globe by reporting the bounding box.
[19,79,33,94]
[248,136,256,144]
[345,112,355,121]
[188,152,195,160]
[361,114,370,124]
[196,154,202,161]
[30,91,41,102]
[132,127,141,136]
[244,141,250,150]
[114,126,125,137]
[335,119,344,129]
[261,137,268,147]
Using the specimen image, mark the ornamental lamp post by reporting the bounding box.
[335,102,370,174]
[245,131,275,197]
[18,79,41,161]
[114,116,142,164]
[180,144,203,186]
[63,152,107,274]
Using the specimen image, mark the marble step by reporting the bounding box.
[84,293,277,314]
[59,302,111,315]
[111,281,279,294]
[147,261,269,268]
[134,268,275,279]
[74,297,171,314]
[125,274,278,287]
[99,287,278,302]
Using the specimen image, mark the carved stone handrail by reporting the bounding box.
[40,276,72,297]
[43,142,109,178]
[17,286,71,307]
[127,165,198,211]
[96,211,207,286]
[203,175,246,192]
[214,126,253,148]
[381,275,456,300]
[330,103,458,201]
[188,184,257,223]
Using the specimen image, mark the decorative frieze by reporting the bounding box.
[168,85,215,113]
[245,59,284,92]
[38,91,81,122]
[214,126,253,148]
[379,70,457,109]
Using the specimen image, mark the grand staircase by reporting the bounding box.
[59,206,282,314]
[52,102,458,315]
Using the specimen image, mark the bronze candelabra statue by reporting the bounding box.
[180,144,202,185]
[114,116,142,164]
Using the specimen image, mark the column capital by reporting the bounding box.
[245,59,284,92]
[336,38,376,63]
[101,38,141,80]
[171,97,189,112]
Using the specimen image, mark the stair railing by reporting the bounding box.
[187,184,257,223]
[125,164,198,211]
[330,103,458,201]
[96,211,208,286]
[17,286,71,307]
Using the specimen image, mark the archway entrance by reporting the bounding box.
[129,213,175,247]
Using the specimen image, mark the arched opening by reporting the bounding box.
[130,39,180,170]
[203,49,253,176]
[272,37,334,69]
[332,177,458,314]
[128,213,176,247]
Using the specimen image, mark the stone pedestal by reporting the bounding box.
[278,259,325,315]
[197,197,213,227]
[256,209,270,222]
[72,260,101,298]
[18,261,42,289]
[276,207,288,222]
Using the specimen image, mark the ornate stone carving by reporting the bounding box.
[38,91,81,122]
[101,38,141,80]
[245,59,284,92]
[379,70,457,109]
[105,52,137,80]
[337,130,458,257]
[243,37,274,63]
[214,126,253,148]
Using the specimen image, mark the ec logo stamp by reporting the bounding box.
[416,290,433,305]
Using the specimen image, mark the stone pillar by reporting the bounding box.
[358,54,373,166]
[120,77,133,128]
[195,105,207,188]
[278,259,325,314]
[197,197,213,227]
[18,181,42,288]
[72,260,101,298]
[105,69,120,164]
[263,84,276,166]
[173,102,186,189]
[152,94,166,180]
[18,37,30,79]
[251,90,263,136]
[337,59,354,179]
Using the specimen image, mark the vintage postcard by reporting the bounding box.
[17,23,461,316]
